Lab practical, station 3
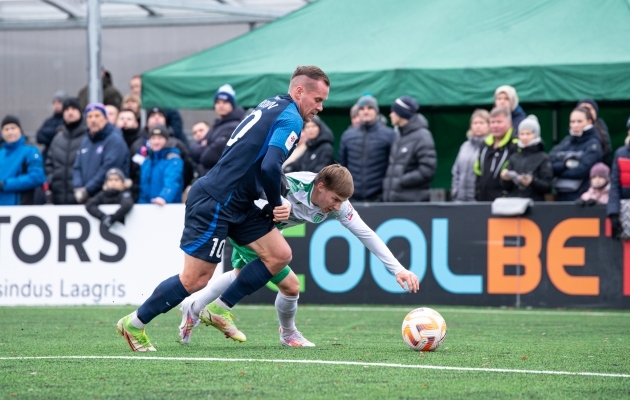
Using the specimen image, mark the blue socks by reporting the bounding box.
[219,258,273,308]
[137,274,189,324]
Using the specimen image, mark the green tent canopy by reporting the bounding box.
[142,0,630,109]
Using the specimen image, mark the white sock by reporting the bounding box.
[275,292,298,335]
[130,310,146,329]
[191,270,236,315]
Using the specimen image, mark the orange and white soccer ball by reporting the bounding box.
[401,307,447,351]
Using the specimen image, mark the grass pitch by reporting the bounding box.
[0,305,629,399]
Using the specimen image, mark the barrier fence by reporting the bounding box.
[0,203,627,308]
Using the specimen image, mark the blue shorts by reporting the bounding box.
[179,183,275,263]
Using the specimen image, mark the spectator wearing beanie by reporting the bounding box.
[382,96,436,202]
[283,116,335,174]
[500,115,553,201]
[198,84,246,176]
[139,125,183,205]
[550,107,603,201]
[0,115,46,206]
[607,123,630,239]
[576,98,612,167]
[451,109,490,202]
[72,103,129,203]
[577,162,610,205]
[45,97,89,204]
[338,94,395,201]
[494,85,526,137]
[36,90,66,160]
[86,167,134,231]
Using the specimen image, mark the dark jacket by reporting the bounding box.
[382,114,437,202]
[511,106,527,137]
[550,127,603,201]
[36,112,64,159]
[73,123,129,196]
[78,74,123,110]
[594,118,613,167]
[121,126,142,149]
[284,117,334,174]
[338,120,395,201]
[86,189,134,224]
[45,120,88,204]
[0,136,47,206]
[502,141,553,201]
[164,109,187,146]
[474,129,518,201]
[139,147,183,204]
[607,144,630,216]
[198,107,246,176]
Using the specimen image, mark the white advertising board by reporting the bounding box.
[0,204,222,306]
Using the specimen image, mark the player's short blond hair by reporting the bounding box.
[314,164,354,199]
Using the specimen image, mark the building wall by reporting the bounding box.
[0,23,249,136]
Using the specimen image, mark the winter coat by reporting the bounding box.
[550,127,603,201]
[510,106,527,138]
[45,120,88,204]
[581,184,609,204]
[163,109,187,146]
[451,135,486,202]
[36,112,64,159]
[139,147,183,204]
[474,129,518,201]
[78,75,123,110]
[501,141,553,201]
[85,189,134,224]
[338,120,395,201]
[594,118,613,167]
[382,114,436,202]
[198,107,246,176]
[121,127,142,149]
[73,123,129,196]
[607,144,630,216]
[284,117,335,174]
[0,136,46,205]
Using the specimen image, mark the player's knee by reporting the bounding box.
[267,247,292,269]
[278,272,300,296]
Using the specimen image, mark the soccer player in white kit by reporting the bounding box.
[179,165,419,346]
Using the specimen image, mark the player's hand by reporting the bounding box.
[151,197,166,206]
[273,202,291,222]
[395,270,419,293]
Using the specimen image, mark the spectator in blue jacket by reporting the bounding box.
[138,125,183,205]
[495,85,526,137]
[607,116,630,239]
[0,116,46,205]
[36,90,66,160]
[72,103,129,204]
[338,94,394,201]
[549,107,603,202]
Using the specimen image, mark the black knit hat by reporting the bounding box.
[149,125,170,139]
[147,107,166,119]
[1,115,21,130]
[62,97,82,113]
[391,96,419,120]
[577,98,599,115]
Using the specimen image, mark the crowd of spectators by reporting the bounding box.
[1,75,629,238]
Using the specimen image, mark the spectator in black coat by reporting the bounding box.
[45,98,88,204]
[72,103,129,203]
[500,115,552,201]
[576,98,612,167]
[116,108,142,149]
[36,90,66,160]
[197,85,246,176]
[339,94,394,201]
[284,116,334,174]
[382,96,436,202]
[78,69,123,110]
[190,121,210,175]
[495,85,526,137]
[607,117,630,239]
[86,168,134,231]
[550,107,603,201]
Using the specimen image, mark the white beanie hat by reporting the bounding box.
[495,85,519,111]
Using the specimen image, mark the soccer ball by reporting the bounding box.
[401,307,447,351]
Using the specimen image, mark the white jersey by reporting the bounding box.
[255,171,405,275]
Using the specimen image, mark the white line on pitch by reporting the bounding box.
[0,356,627,378]
[238,305,630,318]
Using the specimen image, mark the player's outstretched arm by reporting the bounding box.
[260,146,287,209]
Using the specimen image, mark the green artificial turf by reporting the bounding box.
[0,305,629,399]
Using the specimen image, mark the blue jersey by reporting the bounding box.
[197,94,303,209]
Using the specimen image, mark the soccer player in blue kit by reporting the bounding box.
[117,66,330,351]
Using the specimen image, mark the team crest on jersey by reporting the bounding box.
[285,131,299,150]
[313,212,325,223]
